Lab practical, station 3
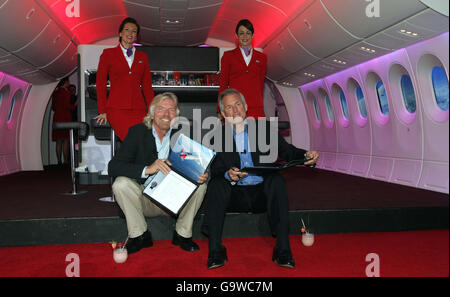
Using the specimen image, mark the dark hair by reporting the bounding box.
[118,17,140,42]
[235,19,254,35]
[57,77,69,88]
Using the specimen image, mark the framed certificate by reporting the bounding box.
[142,134,215,215]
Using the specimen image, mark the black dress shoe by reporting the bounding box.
[207,247,227,269]
[126,230,153,255]
[172,231,200,252]
[272,248,295,269]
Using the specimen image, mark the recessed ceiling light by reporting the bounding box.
[304,72,316,77]
[360,46,376,53]
[332,59,347,65]
[165,19,181,24]
[399,29,419,37]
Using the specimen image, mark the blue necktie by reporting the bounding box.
[243,47,251,57]
[126,47,133,57]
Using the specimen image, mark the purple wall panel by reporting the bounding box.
[298,32,448,193]
[0,72,30,176]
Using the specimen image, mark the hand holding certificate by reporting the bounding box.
[142,134,215,215]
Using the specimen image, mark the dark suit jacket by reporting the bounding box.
[210,119,307,179]
[108,123,180,184]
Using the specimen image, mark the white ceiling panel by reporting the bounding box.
[188,0,223,9]
[406,9,449,33]
[124,0,160,6]
[124,2,161,29]
[161,0,189,9]
[0,0,49,52]
[0,54,18,67]
[0,58,36,76]
[15,70,55,85]
[331,42,392,66]
[288,0,361,58]
[321,0,427,39]
[364,32,413,51]
[182,28,213,45]
[280,72,315,87]
[184,5,221,30]
[265,60,291,82]
[40,43,77,79]
[13,20,71,68]
[139,27,160,45]
[0,48,8,58]
[383,21,437,44]
[264,28,319,74]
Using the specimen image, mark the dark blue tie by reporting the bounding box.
[126,47,133,57]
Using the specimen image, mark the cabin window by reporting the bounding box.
[7,92,15,122]
[375,80,389,115]
[400,75,417,114]
[339,90,349,120]
[431,66,449,111]
[355,86,367,118]
[313,98,321,122]
[324,94,334,122]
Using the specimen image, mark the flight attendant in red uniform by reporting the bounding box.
[94,17,154,141]
[219,19,267,119]
[52,77,77,165]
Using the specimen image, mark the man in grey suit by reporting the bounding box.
[108,92,208,255]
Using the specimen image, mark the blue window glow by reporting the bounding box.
[376,80,389,115]
[7,93,15,121]
[355,86,367,118]
[324,94,334,122]
[431,66,449,111]
[313,98,321,121]
[400,75,416,113]
[339,90,349,119]
[0,92,3,109]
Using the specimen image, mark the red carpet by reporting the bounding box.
[0,230,447,277]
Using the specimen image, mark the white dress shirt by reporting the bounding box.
[120,44,135,68]
[239,47,253,66]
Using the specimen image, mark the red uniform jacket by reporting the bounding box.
[219,47,267,118]
[52,87,76,140]
[96,45,154,140]
[96,45,154,113]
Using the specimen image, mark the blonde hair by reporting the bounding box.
[143,92,180,129]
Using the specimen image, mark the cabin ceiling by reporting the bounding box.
[0,0,448,85]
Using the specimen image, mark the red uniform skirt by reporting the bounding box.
[107,108,147,141]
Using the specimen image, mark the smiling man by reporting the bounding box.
[108,92,208,255]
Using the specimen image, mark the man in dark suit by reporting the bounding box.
[108,92,208,255]
[205,89,319,269]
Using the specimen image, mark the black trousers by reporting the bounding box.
[204,172,291,252]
